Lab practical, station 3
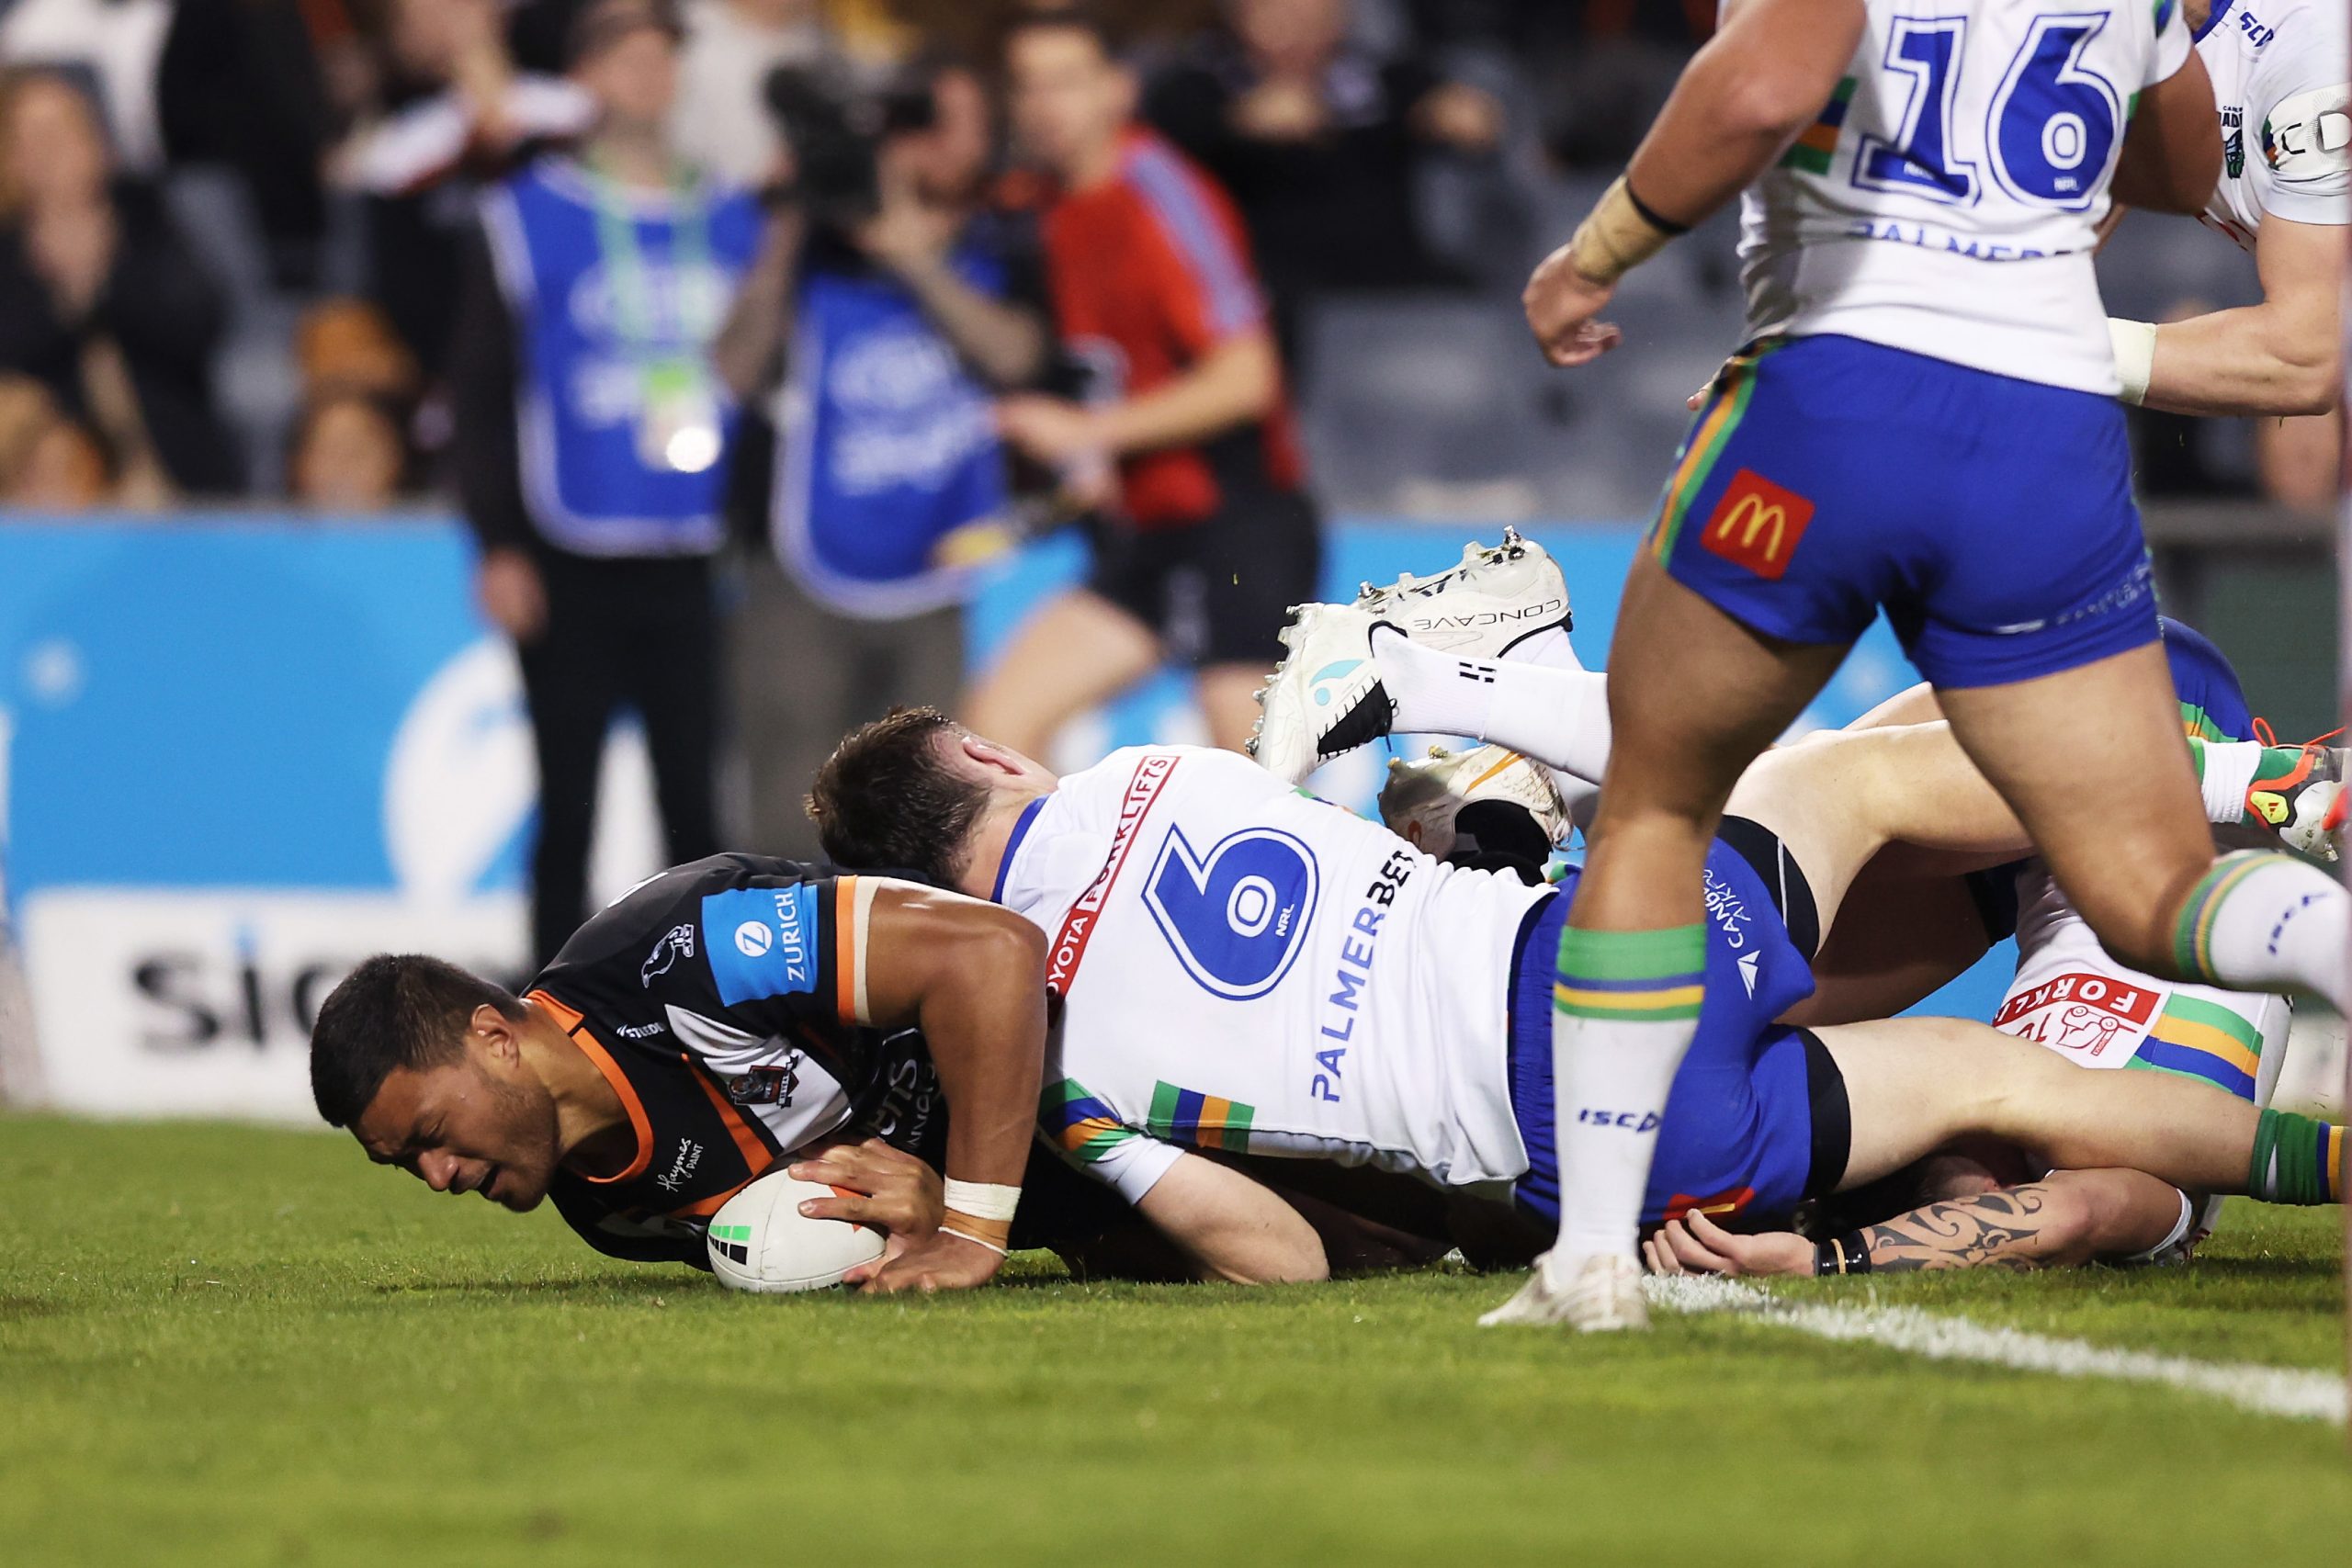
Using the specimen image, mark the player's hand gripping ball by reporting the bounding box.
[707,1171,887,1292]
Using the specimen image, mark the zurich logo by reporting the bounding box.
[734,920,773,958]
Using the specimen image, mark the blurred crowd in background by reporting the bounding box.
[0,0,2328,963]
[0,0,1712,513]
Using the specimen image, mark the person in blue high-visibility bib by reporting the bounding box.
[450,0,774,964]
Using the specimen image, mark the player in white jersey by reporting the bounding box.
[1384,0,2350,1331]
[807,706,2348,1286]
[2108,0,2348,415]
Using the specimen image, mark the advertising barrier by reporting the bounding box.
[0,514,1989,1122]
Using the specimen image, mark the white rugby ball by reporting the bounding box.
[707,1171,886,1293]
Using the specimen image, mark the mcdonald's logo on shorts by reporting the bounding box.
[1700,468,1815,580]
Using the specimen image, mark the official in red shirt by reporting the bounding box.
[967,9,1320,757]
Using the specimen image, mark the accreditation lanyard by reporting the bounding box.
[587,159,723,474]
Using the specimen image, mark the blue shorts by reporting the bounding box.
[2158,616,2254,742]
[1652,333,2159,690]
[1506,840,1837,1228]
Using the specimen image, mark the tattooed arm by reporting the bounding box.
[1642,1169,2194,1278]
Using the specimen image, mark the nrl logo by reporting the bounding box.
[2221,106,2244,178]
[641,922,696,987]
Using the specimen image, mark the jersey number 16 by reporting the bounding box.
[1855,12,2125,210]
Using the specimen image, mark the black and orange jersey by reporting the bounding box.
[530,854,946,1267]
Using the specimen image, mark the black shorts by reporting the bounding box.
[1084,487,1321,670]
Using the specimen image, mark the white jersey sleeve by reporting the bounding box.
[2148,0,2193,85]
[1044,1085,1188,1203]
[2199,0,2350,240]
[1739,0,2179,392]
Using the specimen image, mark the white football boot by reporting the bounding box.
[2245,739,2347,864]
[1246,602,1394,785]
[1353,527,1575,662]
[1379,744,1572,859]
[1248,531,1577,783]
[1478,1249,1647,1332]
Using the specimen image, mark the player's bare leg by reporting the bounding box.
[1937,645,2348,1010]
[1195,662,1272,754]
[1820,1014,2346,1206]
[1484,556,1845,1330]
[961,590,1161,761]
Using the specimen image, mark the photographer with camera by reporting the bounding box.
[722,54,1055,860]
[448,0,768,964]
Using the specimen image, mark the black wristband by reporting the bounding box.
[1813,1230,1875,1276]
[1623,178,1693,237]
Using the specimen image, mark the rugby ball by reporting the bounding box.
[707,1172,886,1293]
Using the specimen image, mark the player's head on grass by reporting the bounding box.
[309,954,566,1213]
[809,706,1056,895]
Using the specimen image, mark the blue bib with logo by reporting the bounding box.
[774,241,1011,616]
[484,158,761,557]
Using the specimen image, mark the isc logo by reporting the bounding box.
[1701,468,1815,580]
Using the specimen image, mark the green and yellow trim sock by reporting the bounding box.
[1552,921,1711,1258]
[1555,924,1708,1023]
[2247,1109,2346,1205]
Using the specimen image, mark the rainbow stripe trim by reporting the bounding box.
[2129,996,2263,1100]
[2170,852,2273,980]
[1649,351,1771,563]
[1044,1079,1137,1164]
[2178,701,2227,743]
[1779,76,1857,175]
[1147,1080,1254,1153]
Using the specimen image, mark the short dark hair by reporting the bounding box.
[1002,5,1119,61]
[808,706,989,886]
[309,954,525,1128]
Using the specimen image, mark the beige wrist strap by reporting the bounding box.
[1566,175,1686,286]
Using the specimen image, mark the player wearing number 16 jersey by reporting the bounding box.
[1507,0,2349,1332]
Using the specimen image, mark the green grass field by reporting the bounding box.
[4,1113,2346,1566]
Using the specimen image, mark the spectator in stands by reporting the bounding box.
[332,0,594,381]
[288,389,413,508]
[967,9,1317,759]
[0,0,175,173]
[1144,0,1504,355]
[0,67,239,495]
[669,0,839,188]
[448,0,769,964]
[0,372,106,508]
[296,297,422,409]
[718,55,1051,858]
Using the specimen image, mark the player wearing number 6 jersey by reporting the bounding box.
[808,709,2347,1289]
[1500,0,2349,1332]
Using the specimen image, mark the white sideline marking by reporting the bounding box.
[1648,1275,2347,1426]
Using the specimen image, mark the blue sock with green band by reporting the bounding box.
[2168,851,2348,1012]
[2246,1109,2346,1205]
[1552,922,1708,1258]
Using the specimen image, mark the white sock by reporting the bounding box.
[1374,627,1613,784]
[2177,851,2350,1012]
[1504,624,1586,671]
[1552,923,1709,1259]
[2193,740,2263,824]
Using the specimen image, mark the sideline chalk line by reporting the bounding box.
[1648,1275,2346,1426]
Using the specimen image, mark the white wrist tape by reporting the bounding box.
[943,1179,1021,1223]
[2108,318,2157,405]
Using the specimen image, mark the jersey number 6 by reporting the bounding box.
[1143,827,1319,1000]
